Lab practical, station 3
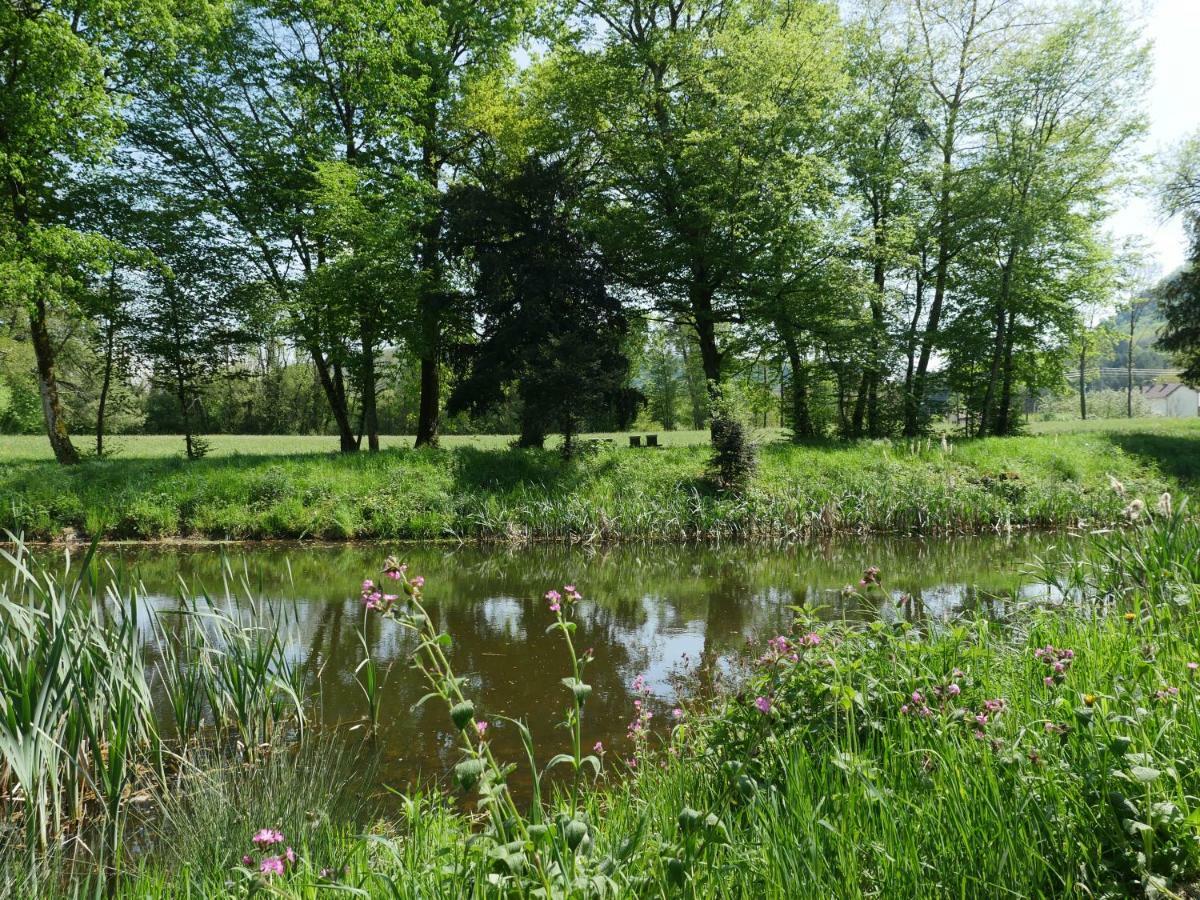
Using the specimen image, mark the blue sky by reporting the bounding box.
[1107,0,1200,276]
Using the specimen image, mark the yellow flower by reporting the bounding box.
[1083,694,1096,707]
[1124,612,1136,623]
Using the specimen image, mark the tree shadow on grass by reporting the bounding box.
[1111,431,1200,492]
[449,445,581,495]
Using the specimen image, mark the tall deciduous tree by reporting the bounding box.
[839,0,928,437]
[0,0,185,462]
[133,0,429,452]
[407,0,543,448]
[1158,132,1200,386]
[551,0,846,437]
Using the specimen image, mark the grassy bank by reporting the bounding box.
[5,494,1200,897]
[1,419,1197,541]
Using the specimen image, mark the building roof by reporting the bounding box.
[1142,382,1189,400]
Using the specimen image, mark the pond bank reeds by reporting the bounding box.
[2,492,1199,897]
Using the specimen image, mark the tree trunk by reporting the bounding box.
[305,338,357,452]
[96,318,116,457]
[175,366,194,460]
[864,223,887,437]
[907,234,949,436]
[679,335,706,430]
[30,296,80,465]
[784,338,814,440]
[415,129,443,449]
[690,284,724,440]
[995,325,1016,435]
[359,316,379,452]
[903,259,926,428]
[978,307,1007,437]
[850,370,869,438]
[1078,334,1088,420]
[1127,310,1135,417]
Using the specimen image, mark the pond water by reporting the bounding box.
[80,535,1073,792]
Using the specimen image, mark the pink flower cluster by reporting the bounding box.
[758,631,821,667]
[900,675,963,718]
[363,559,426,611]
[972,698,1006,737]
[244,829,296,878]
[627,674,653,741]
[1033,645,1074,687]
[360,578,399,612]
[754,695,772,715]
[1155,685,1180,702]
[859,566,882,588]
[900,690,934,718]
[546,583,583,613]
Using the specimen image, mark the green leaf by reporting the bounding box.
[546,753,577,771]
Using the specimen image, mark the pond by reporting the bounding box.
[78,534,1073,792]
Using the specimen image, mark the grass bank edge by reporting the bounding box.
[6,495,1200,897]
[3,424,1196,542]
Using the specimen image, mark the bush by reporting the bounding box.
[707,394,757,493]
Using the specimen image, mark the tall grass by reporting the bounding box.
[3,420,1197,541]
[4,491,1200,897]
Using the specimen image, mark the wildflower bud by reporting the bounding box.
[450,700,475,730]
[678,807,704,833]
[454,758,485,791]
[564,819,588,850]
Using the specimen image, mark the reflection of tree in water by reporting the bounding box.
[76,534,1061,790]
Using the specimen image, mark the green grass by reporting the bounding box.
[7,502,1200,897]
[2,419,1197,541]
[0,429,734,461]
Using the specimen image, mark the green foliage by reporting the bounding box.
[0,419,1194,541]
[444,157,639,451]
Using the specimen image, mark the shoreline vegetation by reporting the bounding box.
[2,420,1197,544]
[3,491,1200,897]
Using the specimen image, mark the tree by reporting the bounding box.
[444,157,636,453]
[1157,133,1200,386]
[550,0,846,438]
[903,0,1020,435]
[0,0,181,463]
[133,0,429,453]
[407,0,543,448]
[839,0,928,437]
[969,0,1148,435]
[135,202,253,459]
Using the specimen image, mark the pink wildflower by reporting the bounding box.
[754,696,772,715]
[252,828,285,849]
[260,856,286,877]
[475,721,489,738]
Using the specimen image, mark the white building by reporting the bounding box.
[1142,383,1200,417]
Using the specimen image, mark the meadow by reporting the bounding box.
[1,418,1197,542]
[2,490,1199,897]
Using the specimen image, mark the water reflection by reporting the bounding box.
[75,535,1071,790]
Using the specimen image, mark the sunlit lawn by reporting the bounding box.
[4,419,1198,462]
[0,428,791,461]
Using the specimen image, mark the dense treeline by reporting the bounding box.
[2,0,1195,461]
